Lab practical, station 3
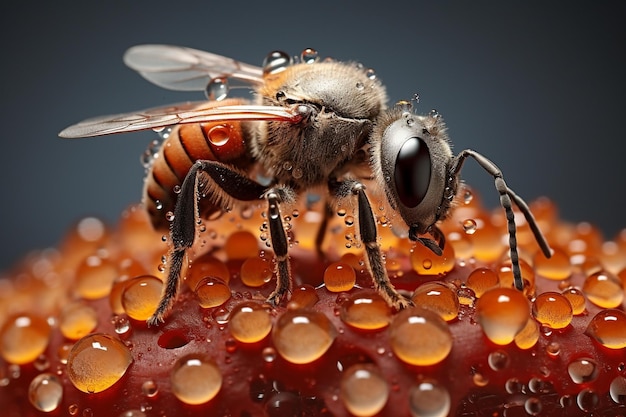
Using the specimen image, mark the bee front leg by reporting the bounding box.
[147,160,267,326]
[331,179,413,310]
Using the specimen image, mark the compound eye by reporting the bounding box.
[394,137,431,208]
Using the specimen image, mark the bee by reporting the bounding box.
[60,45,552,326]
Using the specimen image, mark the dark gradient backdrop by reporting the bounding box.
[1,2,624,271]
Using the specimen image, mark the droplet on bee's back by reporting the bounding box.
[300,48,319,64]
[263,50,291,75]
[205,77,229,101]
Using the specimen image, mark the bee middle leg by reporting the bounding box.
[330,179,413,310]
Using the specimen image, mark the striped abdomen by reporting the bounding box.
[143,113,253,230]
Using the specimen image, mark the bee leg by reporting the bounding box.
[313,201,333,259]
[450,150,552,291]
[265,188,294,306]
[332,179,413,310]
[147,160,267,326]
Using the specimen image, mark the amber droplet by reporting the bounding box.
[75,255,118,299]
[171,354,222,405]
[513,319,539,350]
[609,375,626,404]
[67,333,132,393]
[339,290,392,330]
[497,259,535,291]
[340,364,389,416]
[186,253,230,290]
[585,309,626,349]
[532,292,573,329]
[228,302,272,343]
[240,257,272,287]
[121,275,163,321]
[389,307,452,366]
[475,287,529,345]
[272,310,336,364]
[0,313,51,364]
[411,282,459,321]
[466,217,503,262]
[567,358,599,384]
[224,230,259,259]
[324,262,356,292]
[28,373,63,412]
[410,238,455,275]
[466,267,499,298]
[287,284,319,310]
[408,380,451,417]
[59,302,98,340]
[195,277,231,308]
[561,287,586,315]
[533,246,571,280]
[582,271,624,308]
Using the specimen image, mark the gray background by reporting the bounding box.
[1,1,624,271]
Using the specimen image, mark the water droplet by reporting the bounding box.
[534,246,572,280]
[344,215,355,226]
[272,310,337,364]
[389,307,452,366]
[171,354,222,405]
[410,238,455,275]
[194,277,231,308]
[141,380,158,398]
[292,167,303,179]
[165,211,175,222]
[340,290,392,330]
[224,230,259,260]
[531,291,573,329]
[429,109,440,119]
[287,284,320,310]
[462,219,477,234]
[0,313,51,365]
[207,124,231,146]
[585,309,626,349]
[263,50,291,75]
[240,257,272,287]
[567,358,598,384]
[365,68,376,80]
[229,302,272,343]
[67,333,133,393]
[546,341,560,357]
[118,411,146,417]
[408,380,451,417]
[155,200,163,210]
[395,100,412,113]
[582,270,624,308]
[28,373,63,412]
[76,255,118,299]
[262,347,277,363]
[411,282,460,322]
[505,378,523,394]
[466,267,499,298]
[576,388,599,412]
[524,397,542,416]
[561,287,586,315]
[475,287,529,345]
[609,375,626,404]
[355,81,364,90]
[205,77,229,101]
[463,189,473,204]
[59,302,98,340]
[487,350,510,371]
[121,275,163,321]
[340,364,389,416]
[324,262,356,292]
[514,318,539,349]
[300,48,319,64]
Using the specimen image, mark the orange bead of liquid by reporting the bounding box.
[240,257,272,287]
[121,275,163,321]
[475,287,529,345]
[582,271,624,308]
[224,230,259,260]
[514,318,540,350]
[186,253,230,291]
[195,277,231,308]
[324,262,356,292]
[171,354,222,405]
[533,246,572,280]
[28,373,63,412]
[497,259,535,291]
[340,364,389,417]
[340,291,392,330]
[389,307,452,366]
[287,284,320,310]
[466,267,499,298]
[411,282,459,322]
[561,287,587,315]
[585,309,626,349]
[466,217,504,263]
[228,302,272,343]
[0,313,51,364]
[410,238,455,276]
[59,302,98,340]
[67,333,133,393]
[272,310,337,364]
[532,292,573,329]
[75,255,118,299]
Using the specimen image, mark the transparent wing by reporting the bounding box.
[59,101,302,138]
[123,44,265,91]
